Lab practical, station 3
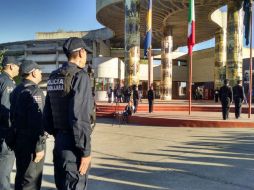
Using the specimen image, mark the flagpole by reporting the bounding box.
[249,1,253,118]
[148,48,153,87]
[189,52,193,115]
[188,0,195,115]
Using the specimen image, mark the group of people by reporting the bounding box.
[108,85,141,113]
[0,37,94,190]
[107,85,143,104]
[121,86,155,123]
[219,79,245,120]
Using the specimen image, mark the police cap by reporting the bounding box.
[63,37,86,55]
[20,60,41,75]
[2,56,21,67]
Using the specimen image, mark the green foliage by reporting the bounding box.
[0,49,7,71]
[0,50,6,63]
[140,59,148,64]
[14,76,22,84]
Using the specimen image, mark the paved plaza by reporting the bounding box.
[10,118,254,190]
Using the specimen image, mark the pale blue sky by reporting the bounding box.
[0,0,102,43]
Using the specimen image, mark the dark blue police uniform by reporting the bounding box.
[0,71,16,190]
[44,62,93,190]
[232,83,244,118]
[219,81,233,120]
[147,89,155,113]
[133,88,139,113]
[10,61,46,190]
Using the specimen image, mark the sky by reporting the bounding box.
[0,0,103,43]
[0,1,251,52]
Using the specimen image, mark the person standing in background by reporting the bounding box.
[219,79,233,120]
[133,85,139,113]
[147,86,155,113]
[232,79,244,119]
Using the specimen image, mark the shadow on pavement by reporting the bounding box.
[89,131,254,190]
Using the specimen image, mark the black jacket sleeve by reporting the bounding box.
[69,71,92,157]
[0,80,14,128]
[26,87,46,152]
[43,94,55,136]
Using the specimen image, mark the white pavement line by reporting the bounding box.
[89,175,168,189]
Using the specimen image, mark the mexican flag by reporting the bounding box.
[188,0,195,55]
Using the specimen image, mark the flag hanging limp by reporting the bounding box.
[144,0,152,57]
[243,0,251,46]
[188,0,195,55]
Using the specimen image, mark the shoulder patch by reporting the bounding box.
[6,86,14,93]
[33,95,42,105]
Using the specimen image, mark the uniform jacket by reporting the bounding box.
[0,71,16,138]
[147,89,155,101]
[232,84,244,101]
[219,85,233,105]
[10,79,46,152]
[43,62,93,157]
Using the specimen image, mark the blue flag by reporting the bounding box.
[144,0,152,57]
[244,0,251,45]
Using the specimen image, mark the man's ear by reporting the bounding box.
[9,64,14,71]
[79,49,83,58]
[31,70,37,78]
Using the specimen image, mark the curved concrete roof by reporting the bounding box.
[0,28,115,53]
[96,0,227,48]
[36,28,114,41]
[0,38,92,53]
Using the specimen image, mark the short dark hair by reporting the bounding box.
[67,51,79,60]
[237,80,242,84]
[224,79,229,85]
[3,64,10,70]
[21,73,30,78]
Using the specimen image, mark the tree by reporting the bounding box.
[0,49,6,62]
[0,49,7,71]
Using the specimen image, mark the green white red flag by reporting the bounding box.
[188,0,195,55]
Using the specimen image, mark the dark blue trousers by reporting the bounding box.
[0,140,15,190]
[234,98,242,118]
[53,132,89,190]
[14,135,44,190]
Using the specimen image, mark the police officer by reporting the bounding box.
[43,37,93,190]
[147,86,155,113]
[0,56,20,190]
[133,85,139,113]
[233,79,244,119]
[219,79,233,120]
[10,60,46,190]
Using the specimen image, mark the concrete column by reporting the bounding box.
[226,0,243,86]
[24,51,28,59]
[214,28,227,89]
[93,41,97,58]
[56,50,59,68]
[160,26,173,100]
[148,50,153,87]
[124,0,140,87]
